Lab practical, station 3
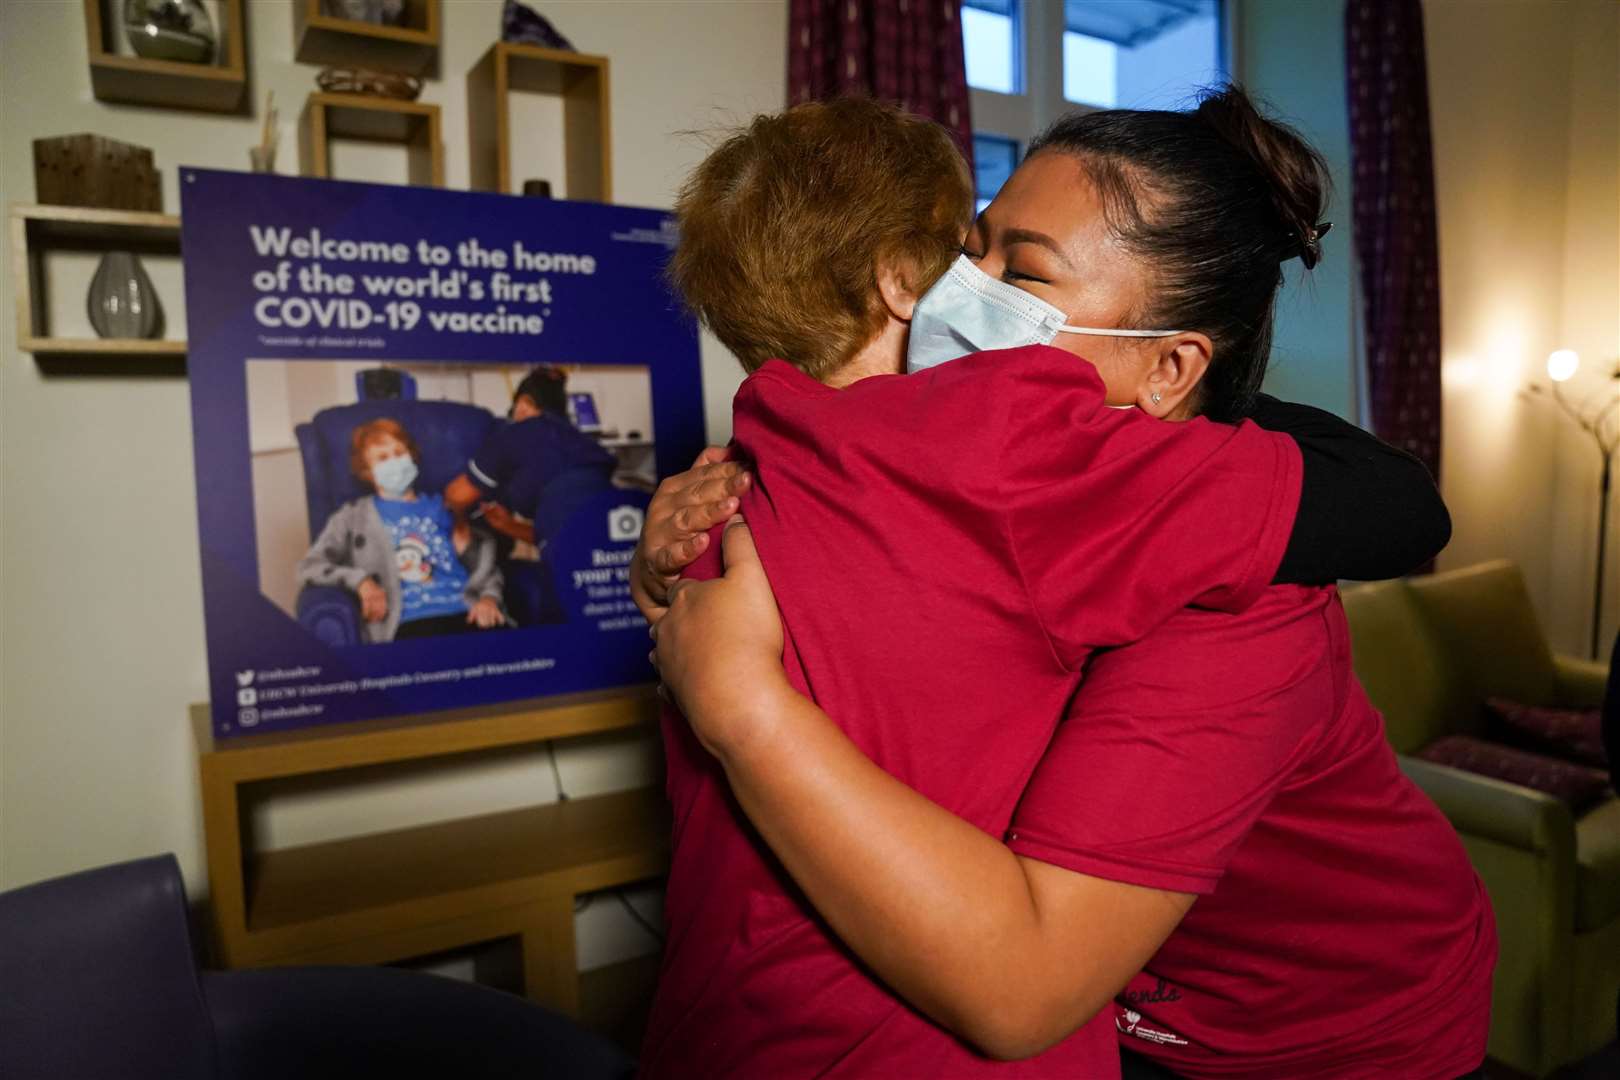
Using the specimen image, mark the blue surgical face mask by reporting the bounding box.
[906,255,1184,374]
[371,454,418,499]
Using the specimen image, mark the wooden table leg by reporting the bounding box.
[521,892,580,1016]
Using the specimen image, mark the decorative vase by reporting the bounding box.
[502,0,575,50]
[87,251,162,340]
[124,0,216,64]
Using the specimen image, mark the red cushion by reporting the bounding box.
[1483,697,1608,768]
[1418,735,1613,812]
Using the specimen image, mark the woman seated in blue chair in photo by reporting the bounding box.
[298,417,508,643]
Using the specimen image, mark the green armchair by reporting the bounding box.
[1341,560,1620,1078]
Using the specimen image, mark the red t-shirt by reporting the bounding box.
[640,349,1302,1079]
[1008,586,1496,1078]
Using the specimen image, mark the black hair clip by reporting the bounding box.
[1298,221,1332,269]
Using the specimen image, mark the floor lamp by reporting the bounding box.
[1537,349,1620,658]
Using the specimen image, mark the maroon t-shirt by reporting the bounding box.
[1009,586,1496,1078]
[640,349,1302,1079]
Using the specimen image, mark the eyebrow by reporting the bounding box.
[975,209,1075,271]
[1001,227,1072,267]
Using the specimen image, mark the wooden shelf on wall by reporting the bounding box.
[195,686,669,1017]
[293,0,439,77]
[83,0,247,112]
[9,203,185,358]
[467,43,612,200]
[299,92,445,188]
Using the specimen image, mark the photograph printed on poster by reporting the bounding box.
[247,359,656,648]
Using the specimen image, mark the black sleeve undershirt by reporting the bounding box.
[1247,394,1452,585]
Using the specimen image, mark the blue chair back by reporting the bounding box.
[0,854,215,1080]
[295,400,498,541]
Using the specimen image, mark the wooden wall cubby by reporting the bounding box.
[293,0,439,77]
[298,91,445,188]
[195,687,668,1019]
[467,43,612,201]
[83,0,247,112]
[9,203,185,358]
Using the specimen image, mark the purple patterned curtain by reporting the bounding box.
[788,0,974,168]
[1346,0,1443,482]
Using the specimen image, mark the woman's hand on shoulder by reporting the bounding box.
[630,446,753,621]
[651,515,790,760]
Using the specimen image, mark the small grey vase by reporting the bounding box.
[87,251,163,339]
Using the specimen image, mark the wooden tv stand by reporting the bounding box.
[193,686,669,1017]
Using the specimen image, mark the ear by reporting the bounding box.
[1137,333,1213,419]
[875,254,922,322]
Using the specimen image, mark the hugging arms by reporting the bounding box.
[638,90,1489,1080]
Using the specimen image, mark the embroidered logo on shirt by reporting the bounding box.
[1118,1008,1190,1047]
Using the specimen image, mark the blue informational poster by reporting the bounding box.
[181,170,703,738]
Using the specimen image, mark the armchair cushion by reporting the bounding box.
[1485,697,1608,769]
[1407,560,1561,708]
[1576,797,1620,931]
[1554,654,1609,708]
[1340,579,1470,751]
[1398,754,1576,853]
[1416,735,1611,812]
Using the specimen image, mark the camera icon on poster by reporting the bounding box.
[607,505,645,542]
[237,708,259,728]
[237,687,258,707]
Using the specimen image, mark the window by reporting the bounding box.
[972,134,1020,212]
[1062,30,1117,108]
[963,0,1020,94]
[962,1,1230,208]
[1062,1,1224,112]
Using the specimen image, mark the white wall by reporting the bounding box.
[1424,0,1620,656]
[0,0,786,974]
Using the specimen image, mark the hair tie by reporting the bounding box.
[1296,221,1332,269]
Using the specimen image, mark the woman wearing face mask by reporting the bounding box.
[298,418,506,643]
[644,89,1493,1080]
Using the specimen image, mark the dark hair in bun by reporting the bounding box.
[1027,84,1331,421]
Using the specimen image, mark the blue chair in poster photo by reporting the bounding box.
[294,398,562,646]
